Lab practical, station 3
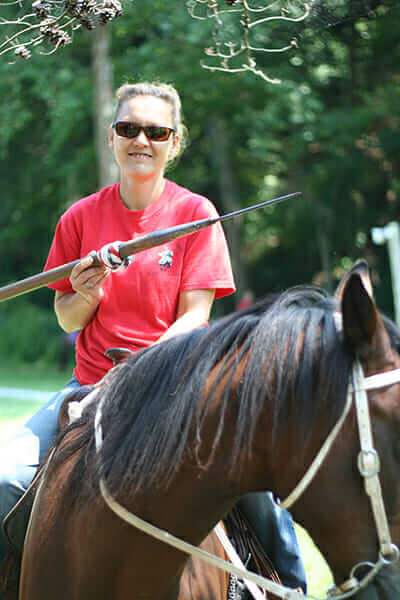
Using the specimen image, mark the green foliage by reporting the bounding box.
[0,295,64,365]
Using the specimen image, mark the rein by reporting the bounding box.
[94,361,400,600]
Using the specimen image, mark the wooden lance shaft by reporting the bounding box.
[0,191,300,303]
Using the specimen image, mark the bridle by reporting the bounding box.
[334,361,400,595]
[282,361,400,598]
[94,361,400,600]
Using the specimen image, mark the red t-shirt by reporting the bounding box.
[45,180,236,384]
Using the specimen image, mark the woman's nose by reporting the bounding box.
[134,129,150,145]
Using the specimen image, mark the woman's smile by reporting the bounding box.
[128,151,152,160]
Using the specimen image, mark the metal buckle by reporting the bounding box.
[357,449,380,478]
[379,543,400,565]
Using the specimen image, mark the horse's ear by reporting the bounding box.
[335,259,373,301]
[341,271,379,356]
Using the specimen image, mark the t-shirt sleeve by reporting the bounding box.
[43,209,82,293]
[180,199,236,300]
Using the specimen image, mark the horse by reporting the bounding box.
[12,261,400,599]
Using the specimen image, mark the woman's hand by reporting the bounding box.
[70,253,111,303]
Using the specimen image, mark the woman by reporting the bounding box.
[46,81,235,385]
[0,81,235,564]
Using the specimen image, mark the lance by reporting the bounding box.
[0,191,300,303]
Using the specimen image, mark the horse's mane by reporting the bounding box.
[53,285,361,500]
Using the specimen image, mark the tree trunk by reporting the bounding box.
[91,26,119,188]
[207,116,249,307]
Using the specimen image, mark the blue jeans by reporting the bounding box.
[0,376,82,565]
[237,492,307,593]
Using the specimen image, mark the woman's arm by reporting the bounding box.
[54,254,110,333]
[155,289,215,344]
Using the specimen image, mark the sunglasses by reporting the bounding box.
[113,121,175,142]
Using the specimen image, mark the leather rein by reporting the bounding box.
[94,361,400,600]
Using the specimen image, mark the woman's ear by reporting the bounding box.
[169,134,180,159]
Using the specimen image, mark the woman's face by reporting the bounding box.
[109,95,178,183]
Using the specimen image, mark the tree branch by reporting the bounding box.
[187,0,309,84]
[0,0,122,59]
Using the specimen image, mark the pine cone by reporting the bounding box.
[40,18,57,36]
[103,0,122,17]
[55,30,72,46]
[32,0,51,19]
[14,45,31,59]
[65,0,85,17]
[98,0,122,23]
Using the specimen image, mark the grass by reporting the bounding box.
[295,526,333,596]
[0,362,72,441]
[0,362,71,390]
[0,362,334,597]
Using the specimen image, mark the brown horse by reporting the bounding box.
[14,262,400,599]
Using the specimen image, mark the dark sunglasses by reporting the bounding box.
[113,121,174,142]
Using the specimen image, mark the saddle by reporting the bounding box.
[223,507,281,599]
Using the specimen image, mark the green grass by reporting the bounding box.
[0,362,72,442]
[0,363,334,596]
[295,525,333,596]
[0,362,71,390]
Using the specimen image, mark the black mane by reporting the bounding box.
[53,286,367,499]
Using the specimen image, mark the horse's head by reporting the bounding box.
[300,261,400,599]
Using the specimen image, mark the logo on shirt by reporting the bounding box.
[158,248,173,270]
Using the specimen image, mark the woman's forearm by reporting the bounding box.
[54,254,111,332]
[156,309,208,344]
[155,289,215,344]
[55,291,100,333]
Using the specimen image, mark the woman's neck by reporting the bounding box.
[119,175,166,211]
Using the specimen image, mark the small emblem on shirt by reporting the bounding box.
[158,248,173,270]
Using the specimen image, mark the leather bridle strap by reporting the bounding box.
[326,363,400,598]
[353,366,400,392]
[281,362,400,514]
[352,361,396,559]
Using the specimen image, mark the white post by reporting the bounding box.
[371,222,400,326]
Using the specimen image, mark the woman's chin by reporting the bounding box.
[129,169,158,183]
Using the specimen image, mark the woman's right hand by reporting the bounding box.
[70,253,111,303]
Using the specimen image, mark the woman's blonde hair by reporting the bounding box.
[113,81,188,167]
